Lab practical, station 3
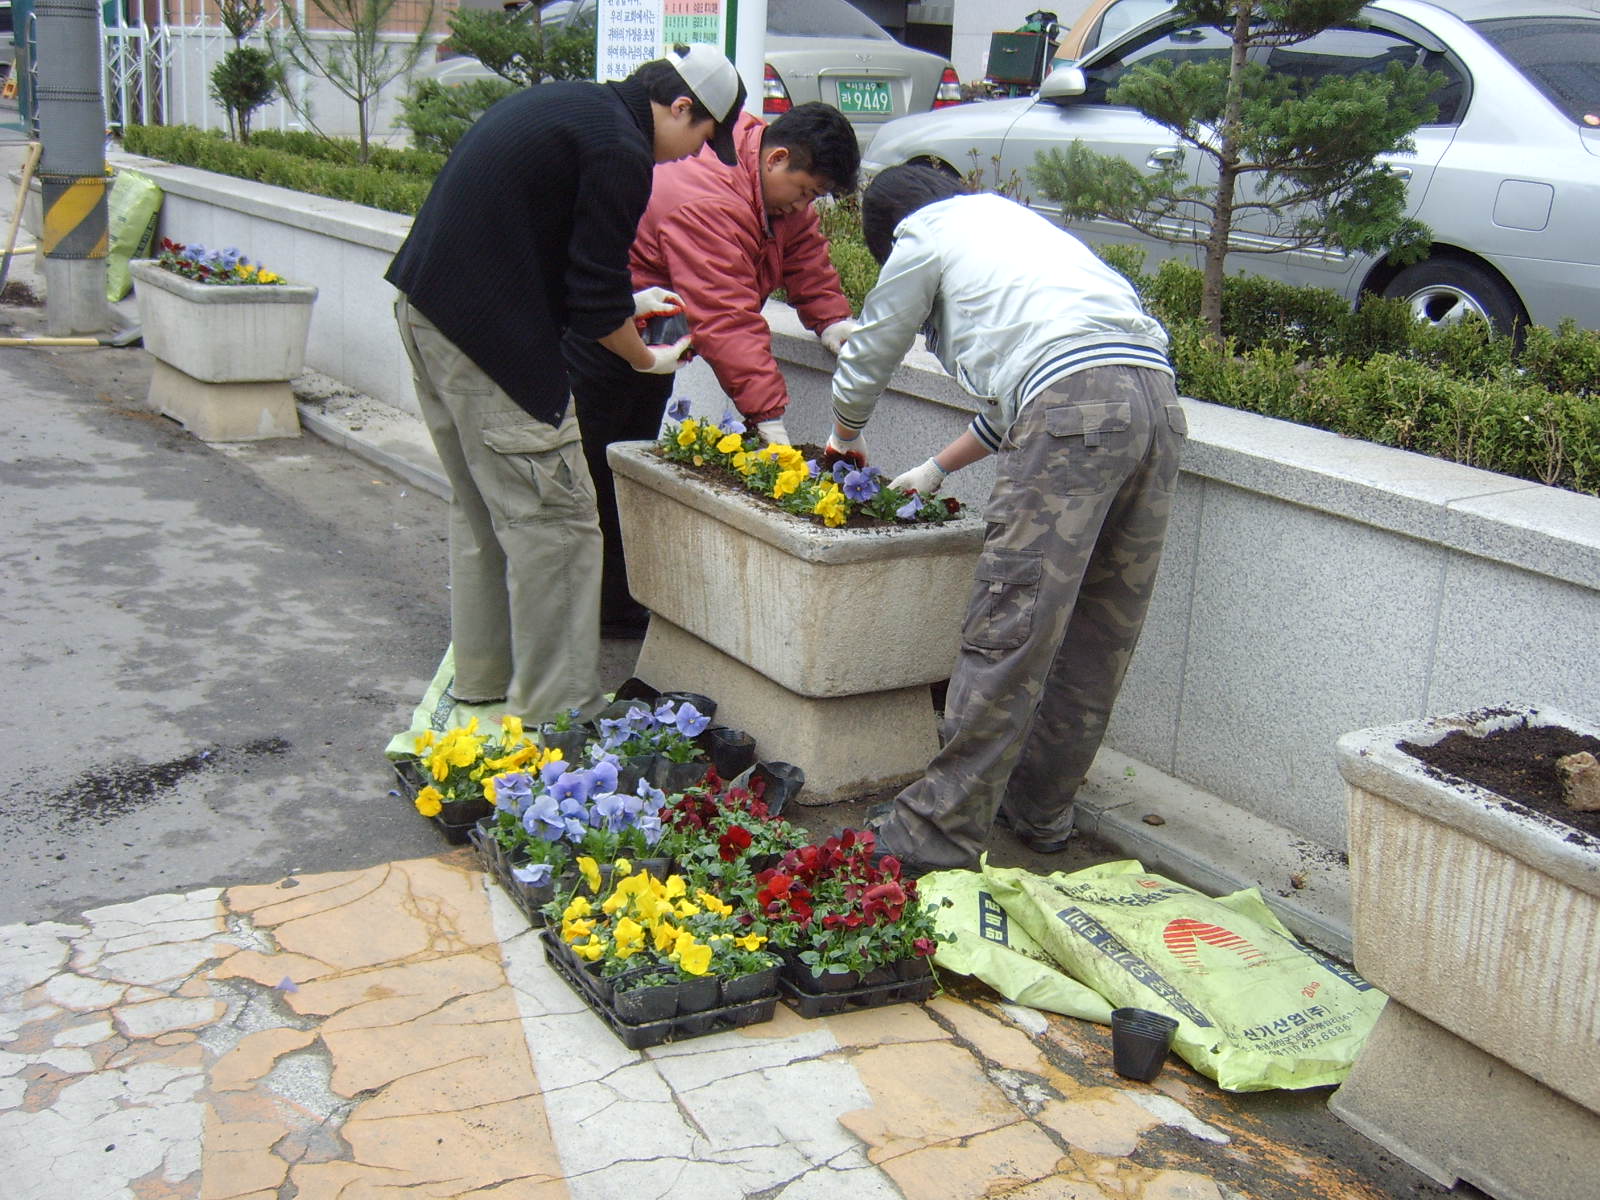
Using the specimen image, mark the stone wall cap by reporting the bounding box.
[1336,703,1600,895]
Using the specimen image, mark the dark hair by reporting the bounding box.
[629,45,715,124]
[861,163,966,264]
[761,102,860,195]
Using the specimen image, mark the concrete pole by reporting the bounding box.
[731,0,767,118]
[34,0,111,335]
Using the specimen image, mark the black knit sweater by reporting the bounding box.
[386,79,655,425]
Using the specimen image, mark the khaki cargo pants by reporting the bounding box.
[875,364,1186,869]
[395,297,606,724]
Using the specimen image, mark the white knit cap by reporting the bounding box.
[668,43,747,166]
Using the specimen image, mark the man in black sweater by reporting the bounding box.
[387,45,746,727]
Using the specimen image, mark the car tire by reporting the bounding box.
[1382,259,1526,337]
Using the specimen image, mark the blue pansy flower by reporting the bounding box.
[667,397,691,420]
[674,702,711,738]
[512,862,553,886]
[842,469,879,502]
[896,495,922,520]
[717,407,747,435]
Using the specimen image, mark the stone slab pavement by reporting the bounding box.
[3,853,1460,1200]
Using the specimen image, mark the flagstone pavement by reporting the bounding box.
[0,851,1430,1200]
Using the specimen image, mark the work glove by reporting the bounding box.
[755,418,791,446]
[632,286,684,319]
[633,335,695,375]
[890,457,948,496]
[819,318,859,355]
[825,427,867,467]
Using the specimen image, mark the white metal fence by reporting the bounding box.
[97,3,443,140]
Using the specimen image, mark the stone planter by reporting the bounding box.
[129,258,316,441]
[1328,703,1600,1200]
[608,441,983,804]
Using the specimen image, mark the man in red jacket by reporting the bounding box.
[565,102,861,638]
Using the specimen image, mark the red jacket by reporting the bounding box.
[630,113,852,423]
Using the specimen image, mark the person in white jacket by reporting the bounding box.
[830,164,1188,873]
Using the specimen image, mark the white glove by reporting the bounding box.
[826,427,865,462]
[755,418,791,446]
[633,335,694,375]
[632,286,684,319]
[820,318,859,355]
[890,457,948,496]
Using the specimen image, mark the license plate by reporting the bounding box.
[836,79,892,115]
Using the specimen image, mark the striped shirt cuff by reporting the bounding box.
[970,413,1003,453]
[1019,342,1173,408]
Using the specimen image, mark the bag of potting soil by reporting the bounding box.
[919,869,1114,1024]
[983,859,1387,1092]
[106,170,163,302]
[385,644,512,759]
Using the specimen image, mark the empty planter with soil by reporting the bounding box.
[1329,703,1600,1200]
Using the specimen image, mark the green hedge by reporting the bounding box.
[121,125,1600,497]
[123,125,437,215]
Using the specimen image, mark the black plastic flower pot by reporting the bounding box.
[650,756,710,794]
[613,676,660,705]
[614,981,679,1024]
[698,726,758,780]
[656,691,717,721]
[439,796,492,826]
[895,955,934,982]
[1111,1007,1179,1082]
[750,761,805,816]
[862,964,898,988]
[720,964,780,1005]
[676,974,721,1014]
[540,728,589,764]
[615,755,654,797]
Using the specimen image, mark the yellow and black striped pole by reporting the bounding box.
[34,0,111,335]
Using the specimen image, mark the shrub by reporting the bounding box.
[396,79,518,157]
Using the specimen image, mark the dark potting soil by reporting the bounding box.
[1400,718,1600,844]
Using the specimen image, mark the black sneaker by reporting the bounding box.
[994,807,1077,855]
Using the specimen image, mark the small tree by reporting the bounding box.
[210,0,276,142]
[269,0,438,163]
[1031,0,1441,339]
[397,5,596,155]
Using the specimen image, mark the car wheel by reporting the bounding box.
[1382,259,1526,337]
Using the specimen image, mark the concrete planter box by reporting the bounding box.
[130,258,317,440]
[1329,704,1600,1200]
[609,441,983,804]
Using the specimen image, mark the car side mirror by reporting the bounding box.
[1038,65,1087,102]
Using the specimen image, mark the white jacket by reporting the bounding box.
[832,193,1171,450]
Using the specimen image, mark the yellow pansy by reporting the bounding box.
[563,895,593,921]
[678,941,713,976]
[413,730,436,753]
[734,933,767,952]
[573,937,605,961]
[676,419,700,447]
[716,432,743,454]
[562,917,596,943]
[775,445,805,473]
[257,270,281,284]
[613,858,632,878]
[653,921,680,952]
[696,891,733,917]
[732,451,756,476]
[500,714,524,741]
[772,468,804,498]
[413,786,443,818]
[577,856,602,894]
[675,899,702,918]
[614,917,645,955]
[813,488,847,527]
[664,876,687,899]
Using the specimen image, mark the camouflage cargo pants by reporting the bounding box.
[874,365,1186,870]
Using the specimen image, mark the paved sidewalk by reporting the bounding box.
[2,853,1446,1200]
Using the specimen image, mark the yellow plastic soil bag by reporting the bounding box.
[984,859,1387,1092]
[107,169,163,302]
[384,644,511,759]
[919,869,1114,1024]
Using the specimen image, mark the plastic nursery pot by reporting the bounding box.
[613,676,661,705]
[750,761,805,815]
[594,697,653,726]
[539,727,589,764]
[1110,1007,1179,1082]
[613,980,679,1024]
[698,726,758,780]
[650,756,711,794]
[615,755,653,796]
[720,963,781,1005]
[676,974,721,1015]
[656,691,717,721]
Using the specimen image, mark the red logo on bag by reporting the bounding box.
[1162,919,1268,970]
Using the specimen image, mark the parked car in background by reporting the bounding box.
[866,0,1600,335]
[428,0,961,153]
[1051,0,1172,66]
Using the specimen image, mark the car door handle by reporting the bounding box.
[1384,164,1413,181]
[1147,147,1184,169]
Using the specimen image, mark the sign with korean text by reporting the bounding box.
[597,0,727,82]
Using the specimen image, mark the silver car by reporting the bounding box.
[428,0,961,154]
[864,0,1600,334]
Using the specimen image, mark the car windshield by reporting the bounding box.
[1470,17,1600,126]
[767,0,891,41]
